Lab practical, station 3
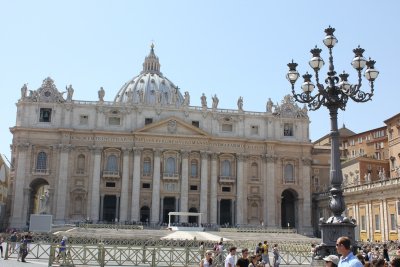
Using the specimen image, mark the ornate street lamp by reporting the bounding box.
[287,26,378,256]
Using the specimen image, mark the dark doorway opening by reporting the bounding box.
[188,207,198,224]
[140,206,150,223]
[163,197,176,223]
[103,195,117,222]
[219,199,232,226]
[281,190,297,228]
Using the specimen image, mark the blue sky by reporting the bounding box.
[0,0,398,161]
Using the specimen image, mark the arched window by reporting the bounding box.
[284,163,294,183]
[166,157,176,175]
[36,152,47,170]
[251,162,258,179]
[143,157,152,175]
[106,155,118,171]
[190,160,198,177]
[77,154,85,173]
[222,160,231,177]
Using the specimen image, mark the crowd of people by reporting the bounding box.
[199,239,281,267]
[320,236,400,267]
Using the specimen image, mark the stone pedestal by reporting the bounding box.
[317,222,356,258]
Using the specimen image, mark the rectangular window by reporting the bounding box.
[222,124,233,132]
[192,121,200,127]
[39,108,52,122]
[108,117,121,125]
[145,118,153,125]
[79,115,88,125]
[250,125,259,135]
[374,214,380,231]
[190,185,198,191]
[142,183,150,189]
[390,214,397,231]
[106,182,115,187]
[283,123,293,136]
[360,215,366,230]
[222,186,231,192]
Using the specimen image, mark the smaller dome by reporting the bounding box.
[114,44,184,106]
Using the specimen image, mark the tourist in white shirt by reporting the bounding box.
[225,246,237,267]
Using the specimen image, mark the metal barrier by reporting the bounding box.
[4,240,316,266]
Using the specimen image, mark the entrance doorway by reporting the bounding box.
[140,206,150,223]
[163,197,176,223]
[103,195,117,222]
[281,189,297,228]
[219,199,232,226]
[188,207,198,224]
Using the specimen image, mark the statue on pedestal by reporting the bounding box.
[39,191,50,214]
[98,87,105,102]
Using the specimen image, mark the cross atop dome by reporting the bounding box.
[141,43,161,75]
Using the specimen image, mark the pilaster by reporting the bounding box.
[131,148,142,222]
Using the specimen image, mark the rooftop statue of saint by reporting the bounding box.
[237,96,243,111]
[66,84,74,101]
[201,93,207,110]
[212,94,219,110]
[98,87,105,102]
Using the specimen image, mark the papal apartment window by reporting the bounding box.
[222,160,231,177]
[142,183,151,189]
[143,157,152,176]
[79,115,89,125]
[106,155,118,172]
[250,125,259,135]
[192,121,200,128]
[145,118,153,125]
[283,123,293,136]
[190,160,198,177]
[374,214,380,231]
[108,117,121,126]
[284,163,294,183]
[36,152,47,170]
[77,154,85,174]
[39,108,52,122]
[222,124,233,132]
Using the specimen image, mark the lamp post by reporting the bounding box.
[287,26,378,256]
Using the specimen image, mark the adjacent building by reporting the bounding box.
[0,154,10,231]
[8,45,314,234]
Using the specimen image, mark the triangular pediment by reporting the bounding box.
[135,116,210,137]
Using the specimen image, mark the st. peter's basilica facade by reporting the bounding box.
[8,45,313,234]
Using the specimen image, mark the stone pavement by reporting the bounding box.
[1,258,48,267]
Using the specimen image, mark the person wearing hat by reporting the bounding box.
[55,236,68,263]
[200,250,213,267]
[323,255,339,267]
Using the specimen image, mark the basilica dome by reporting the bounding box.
[114,44,185,106]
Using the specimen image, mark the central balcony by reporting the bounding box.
[102,170,120,180]
[219,175,236,184]
[162,172,180,181]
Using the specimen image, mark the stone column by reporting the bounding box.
[236,155,245,225]
[180,151,189,223]
[131,148,142,222]
[382,199,388,241]
[200,151,209,223]
[367,201,373,241]
[11,143,29,228]
[90,147,102,222]
[55,144,72,223]
[265,154,277,226]
[116,196,120,221]
[210,153,218,224]
[119,148,130,222]
[151,149,161,224]
[301,157,313,235]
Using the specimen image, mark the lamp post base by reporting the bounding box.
[316,222,356,257]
